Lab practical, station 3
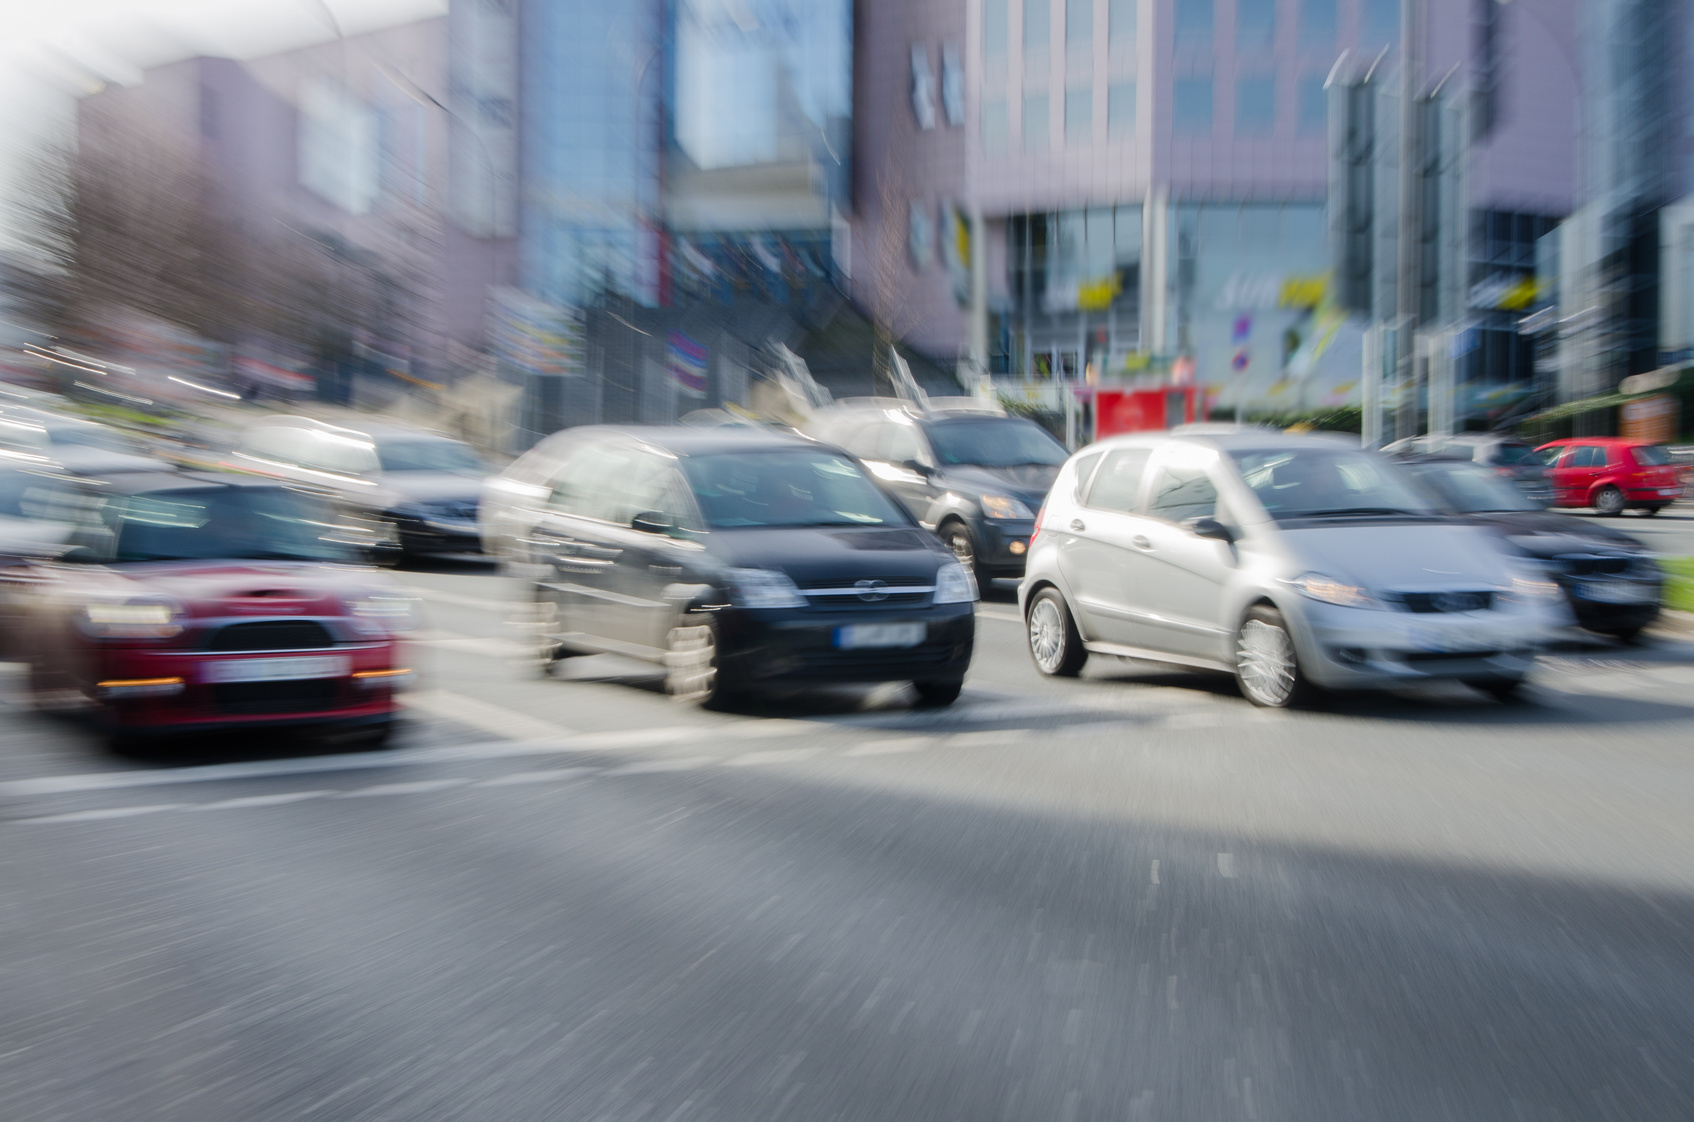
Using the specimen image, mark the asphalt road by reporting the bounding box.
[5,563,1694,1120]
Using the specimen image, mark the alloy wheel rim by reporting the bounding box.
[1596,488,1624,514]
[1029,599,1065,671]
[949,529,974,567]
[1237,619,1296,705]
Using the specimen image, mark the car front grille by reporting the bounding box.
[204,620,337,652]
[213,680,339,714]
[1389,591,1494,614]
[800,575,934,609]
[1550,555,1633,578]
[1400,650,1507,664]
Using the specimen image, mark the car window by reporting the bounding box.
[102,487,351,563]
[1071,452,1103,500]
[680,449,911,528]
[302,431,380,475]
[548,445,621,518]
[835,422,881,460]
[1403,461,1539,512]
[47,425,141,454]
[238,427,301,465]
[874,421,924,465]
[589,447,679,527]
[1570,446,1605,468]
[1231,448,1435,519]
[924,418,1068,467]
[1532,445,1567,467]
[376,439,484,474]
[1632,445,1672,467]
[1146,462,1219,523]
[1085,448,1151,512]
[1489,442,1534,466]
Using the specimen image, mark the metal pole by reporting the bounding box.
[1396,0,1423,441]
[1361,323,1383,448]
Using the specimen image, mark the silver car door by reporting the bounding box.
[1056,446,1151,645]
[1128,447,1236,662]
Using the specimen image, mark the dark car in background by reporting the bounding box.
[1396,455,1662,640]
[481,426,978,708]
[0,406,173,477]
[1382,433,1551,506]
[12,474,417,747]
[801,400,1067,585]
[1533,437,1683,515]
[230,417,488,560]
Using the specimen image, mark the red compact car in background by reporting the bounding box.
[14,473,418,749]
[1533,438,1683,515]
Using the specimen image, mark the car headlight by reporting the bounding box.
[980,494,1034,520]
[1506,570,1563,602]
[933,560,979,604]
[79,598,185,639]
[345,593,422,635]
[1286,572,1376,609]
[729,568,808,609]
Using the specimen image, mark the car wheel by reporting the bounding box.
[531,586,582,673]
[1593,485,1626,516]
[1606,624,1647,644]
[1465,676,1527,701]
[1643,505,1665,517]
[1026,587,1087,677]
[942,521,990,590]
[666,615,744,709]
[912,678,964,707]
[1234,605,1313,709]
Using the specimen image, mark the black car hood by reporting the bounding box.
[376,472,484,507]
[707,525,953,584]
[1464,510,1648,556]
[933,463,1059,508]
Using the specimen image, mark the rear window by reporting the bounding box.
[1489,443,1534,466]
[1632,445,1672,467]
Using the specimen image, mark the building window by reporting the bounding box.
[984,0,1008,57]
[1296,75,1326,134]
[983,99,1009,151]
[1362,0,1399,43]
[1173,77,1213,133]
[1109,81,1136,134]
[942,44,965,125]
[909,201,934,267]
[1110,0,1136,42]
[1025,0,1051,52]
[1024,92,1051,150]
[1066,87,1093,142]
[911,46,937,129]
[1299,0,1336,43]
[1066,0,1093,47]
[1235,76,1275,135]
[1174,0,1213,45]
[1237,0,1275,49]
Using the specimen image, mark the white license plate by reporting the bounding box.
[1661,488,1681,496]
[834,623,926,650]
[1576,582,1657,604]
[1408,626,1501,654]
[202,656,350,684]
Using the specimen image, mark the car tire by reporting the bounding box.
[1234,605,1315,709]
[532,586,583,673]
[1026,587,1088,677]
[666,615,744,710]
[942,521,990,591]
[1644,505,1665,517]
[1593,485,1626,516]
[1465,676,1527,702]
[912,678,964,707]
[1607,624,1647,644]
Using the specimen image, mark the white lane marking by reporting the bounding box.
[843,737,933,757]
[569,726,699,750]
[1217,853,1236,878]
[1150,859,1159,885]
[18,804,184,825]
[474,767,596,788]
[977,609,1023,623]
[603,757,719,776]
[404,689,572,742]
[336,778,472,798]
[194,791,330,811]
[400,585,512,612]
[724,747,821,767]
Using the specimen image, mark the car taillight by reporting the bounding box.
[1030,502,1048,544]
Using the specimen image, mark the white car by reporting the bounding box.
[1018,430,1567,707]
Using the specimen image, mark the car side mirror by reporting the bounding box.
[1188,516,1237,543]
[901,459,935,476]
[631,510,673,535]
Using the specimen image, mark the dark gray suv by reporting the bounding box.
[802,401,1067,585]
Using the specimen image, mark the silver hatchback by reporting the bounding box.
[1019,431,1568,706]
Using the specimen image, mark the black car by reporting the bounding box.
[1396,455,1662,640]
[801,401,1067,584]
[1383,433,1552,506]
[482,427,978,707]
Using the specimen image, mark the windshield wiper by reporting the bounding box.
[1293,507,1427,518]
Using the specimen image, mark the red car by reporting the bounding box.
[1532,438,1683,515]
[15,473,417,748]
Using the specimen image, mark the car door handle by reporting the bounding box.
[1069,519,1086,532]
[1132,535,1152,551]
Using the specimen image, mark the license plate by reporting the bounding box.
[1660,488,1681,496]
[834,623,926,650]
[202,656,350,684]
[1576,581,1657,604]
[1408,626,1500,654]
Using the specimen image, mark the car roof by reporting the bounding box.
[572,425,823,457]
[1087,430,1366,456]
[1537,436,1649,446]
[247,415,461,444]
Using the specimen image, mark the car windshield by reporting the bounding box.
[1401,461,1540,513]
[1632,444,1672,466]
[1231,448,1438,520]
[1489,442,1535,465]
[47,424,140,454]
[924,419,1068,467]
[681,449,911,529]
[377,439,484,473]
[106,487,352,563]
